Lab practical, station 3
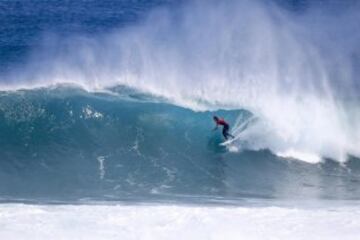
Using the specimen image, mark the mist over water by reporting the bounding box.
[2,0,360,163]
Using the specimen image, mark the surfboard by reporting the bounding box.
[219,135,240,146]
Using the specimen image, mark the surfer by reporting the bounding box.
[213,116,235,140]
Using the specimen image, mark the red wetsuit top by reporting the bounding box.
[216,119,229,127]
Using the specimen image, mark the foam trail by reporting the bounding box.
[2,0,360,162]
[1,204,360,240]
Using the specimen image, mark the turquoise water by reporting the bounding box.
[0,86,359,203]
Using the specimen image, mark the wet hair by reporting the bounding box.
[213,116,219,121]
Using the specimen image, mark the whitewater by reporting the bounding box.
[1,203,360,240]
[1,0,360,239]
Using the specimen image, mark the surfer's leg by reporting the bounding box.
[223,125,234,139]
[228,133,235,139]
[222,127,228,140]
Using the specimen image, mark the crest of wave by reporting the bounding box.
[4,0,360,163]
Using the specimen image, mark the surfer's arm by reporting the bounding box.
[212,124,219,131]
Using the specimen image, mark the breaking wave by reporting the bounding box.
[0,86,360,202]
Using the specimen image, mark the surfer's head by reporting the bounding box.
[213,116,219,121]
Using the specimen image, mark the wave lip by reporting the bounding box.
[277,149,321,164]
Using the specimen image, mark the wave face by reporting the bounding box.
[0,87,360,202]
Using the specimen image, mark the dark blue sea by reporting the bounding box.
[0,0,360,239]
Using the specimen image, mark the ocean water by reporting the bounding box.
[1,0,360,239]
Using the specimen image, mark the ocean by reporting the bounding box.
[0,0,360,239]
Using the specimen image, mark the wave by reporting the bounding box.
[1,0,360,202]
[1,0,359,164]
[0,86,360,202]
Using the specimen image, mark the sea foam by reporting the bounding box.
[0,203,359,240]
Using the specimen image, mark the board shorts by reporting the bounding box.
[222,124,229,136]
